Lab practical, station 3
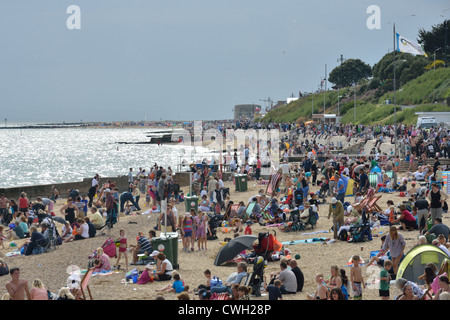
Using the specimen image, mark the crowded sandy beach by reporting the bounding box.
[0,122,449,302]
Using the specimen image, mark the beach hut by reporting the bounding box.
[397,244,450,285]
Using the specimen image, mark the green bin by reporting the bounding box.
[184,196,199,213]
[152,232,179,269]
[235,174,248,192]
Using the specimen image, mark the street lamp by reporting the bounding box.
[434,47,442,70]
[353,82,357,122]
[336,54,345,121]
[337,95,343,120]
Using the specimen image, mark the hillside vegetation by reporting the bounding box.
[262,67,450,125]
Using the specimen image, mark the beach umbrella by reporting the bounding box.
[214,235,258,266]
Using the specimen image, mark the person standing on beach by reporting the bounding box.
[92,174,100,187]
[18,192,29,216]
[50,186,59,202]
[328,197,344,240]
[127,168,134,191]
[115,229,129,271]
[379,226,406,278]
[105,189,117,226]
[428,183,448,225]
[157,174,168,203]
[60,197,79,225]
[0,194,10,225]
[87,184,98,208]
[5,268,31,300]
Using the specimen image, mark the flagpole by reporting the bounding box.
[393,23,397,157]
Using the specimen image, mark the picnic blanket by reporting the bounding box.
[282,237,328,245]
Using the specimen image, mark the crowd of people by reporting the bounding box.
[1,119,450,301]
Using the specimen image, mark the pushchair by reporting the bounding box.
[349,210,372,243]
[88,237,117,267]
[41,216,60,252]
[207,213,223,240]
[282,208,303,232]
[299,206,319,230]
[98,209,117,236]
[252,230,279,262]
[293,188,304,207]
[317,180,329,203]
[281,192,294,209]
[246,256,265,297]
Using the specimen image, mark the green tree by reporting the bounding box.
[417,19,449,62]
[328,58,372,88]
[372,51,428,86]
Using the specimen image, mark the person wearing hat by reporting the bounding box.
[328,197,344,240]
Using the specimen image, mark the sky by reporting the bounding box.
[0,0,448,123]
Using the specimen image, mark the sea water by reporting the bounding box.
[0,125,213,188]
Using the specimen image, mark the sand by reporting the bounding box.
[0,176,446,301]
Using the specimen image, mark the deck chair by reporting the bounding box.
[364,195,382,213]
[244,202,257,220]
[262,210,275,222]
[223,204,239,221]
[438,260,449,276]
[352,197,369,212]
[265,172,282,198]
[365,187,375,198]
[73,268,94,300]
[420,287,434,300]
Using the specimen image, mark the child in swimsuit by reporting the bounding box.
[115,229,128,271]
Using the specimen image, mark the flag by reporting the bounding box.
[396,33,427,56]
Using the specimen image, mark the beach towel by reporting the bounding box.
[346,257,365,267]
[281,237,327,245]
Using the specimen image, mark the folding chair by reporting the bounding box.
[419,287,433,300]
[223,204,239,222]
[73,268,94,300]
[244,202,257,221]
[352,197,369,212]
[364,195,382,213]
[265,172,282,198]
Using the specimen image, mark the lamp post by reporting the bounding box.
[323,64,327,115]
[353,82,357,122]
[434,47,442,70]
[337,96,343,121]
[336,55,345,120]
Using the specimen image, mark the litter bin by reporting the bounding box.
[235,174,248,192]
[184,196,199,213]
[152,232,179,269]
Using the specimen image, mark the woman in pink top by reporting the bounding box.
[30,279,48,300]
[93,247,111,273]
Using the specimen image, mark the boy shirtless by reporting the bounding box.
[350,255,366,300]
[5,268,31,300]
[308,273,328,300]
